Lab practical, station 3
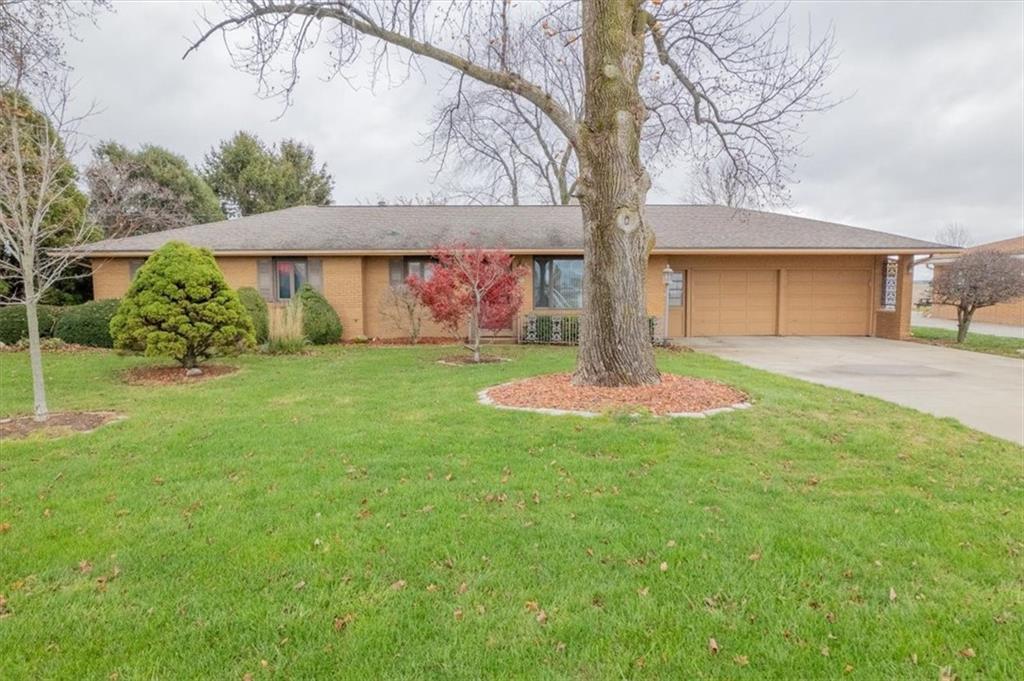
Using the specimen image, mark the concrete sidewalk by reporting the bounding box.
[687,336,1024,445]
[912,312,1024,339]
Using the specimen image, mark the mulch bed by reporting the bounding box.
[0,411,123,441]
[122,364,238,386]
[438,354,509,365]
[483,373,747,416]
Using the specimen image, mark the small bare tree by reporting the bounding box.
[1,2,104,420]
[935,223,971,248]
[689,158,752,208]
[378,285,428,343]
[931,250,1024,342]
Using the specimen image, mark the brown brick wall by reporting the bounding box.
[91,251,917,341]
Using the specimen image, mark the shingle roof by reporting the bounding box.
[78,204,953,255]
[967,235,1024,255]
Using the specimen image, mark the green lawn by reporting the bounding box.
[1,346,1021,679]
[911,326,1024,358]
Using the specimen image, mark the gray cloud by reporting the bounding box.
[66,1,1022,245]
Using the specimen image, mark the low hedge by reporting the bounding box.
[297,285,342,344]
[53,299,121,348]
[238,287,269,344]
[0,304,62,344]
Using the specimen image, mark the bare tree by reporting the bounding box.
[0,0,105,420]
[931,250,1024,342]
[85,152,194,238]
[0,84,94,420]
[378,285,428,343]
[689,158,751,208]
[935,222,971,248]
[187,0,837,386]
[361,192,449,207]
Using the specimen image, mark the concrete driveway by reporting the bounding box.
[685,336,1024,445]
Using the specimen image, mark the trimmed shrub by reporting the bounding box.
[53,299,121,348]
[110,241,255,368]
[0,304,62,344]
[297,285,342,344]
[237,287,269,344]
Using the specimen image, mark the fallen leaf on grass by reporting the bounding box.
[426,584,438,592]
[666,539,676,547]
[637,587,649,597]
[748,550,762,562]
[555,641,566,653]
[333,613,355,631]
[0,522,12,534]
[708,638,719,655]
[959,648,976,658]
[940,666,957,681]
[659,561,668,572]
[535,610,548,624]
[457,582,468,594]
[391,580,406,591]
[820,646,830,657]
[78,560,93,574]
[889,587,897,602]
[734,655,749,666]
[453,608,463,621]
[524,600,540,612]
[293,580,306,591]
[843,663,854,673]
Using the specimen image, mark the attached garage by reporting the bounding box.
[685,265,874,338]
[784,269,872,336]
[690,270,779,336]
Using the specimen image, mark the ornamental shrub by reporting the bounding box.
[296,285,342,344]
[109,241,255,368]
[53,299,121,348]
[0,304,62,344]
[237,287,269,344]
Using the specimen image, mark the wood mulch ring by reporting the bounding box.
[479,373,750,418]
[437,355,510,366]
[0,411,124,441]
[122,364,239,386]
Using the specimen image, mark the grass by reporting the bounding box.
[1,345,1021,679]
[911,326,1024,358]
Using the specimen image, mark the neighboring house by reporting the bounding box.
[929,235,1024,327]
[80,204,955,341]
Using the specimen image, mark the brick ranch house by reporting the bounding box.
[928,235,1024,327]
[81,205,956,342]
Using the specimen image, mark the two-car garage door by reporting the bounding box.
[689,269,871,337]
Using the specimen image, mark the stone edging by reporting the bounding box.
[477,382,752,419]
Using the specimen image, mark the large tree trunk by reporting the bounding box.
[572,0,659,387]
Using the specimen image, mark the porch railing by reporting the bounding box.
[518,314,662,345]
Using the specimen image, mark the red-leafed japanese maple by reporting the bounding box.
[408,246,526,363]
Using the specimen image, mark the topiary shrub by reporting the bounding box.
[0,304,62,344]
[237,287,269,344]
[296,285,342,344]
[53,299,121,348]
[109,241,255,368]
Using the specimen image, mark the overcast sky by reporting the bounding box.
[65,1,1023,246]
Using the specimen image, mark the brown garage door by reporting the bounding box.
[691,270,778,336]
[784,270,871,335]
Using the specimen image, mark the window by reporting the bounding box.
[880,258,898,310]
[404,257,435,282]
[275,258,307,300]
[667,272,684,307]
[533,257,584,309]
[128,259,145,279]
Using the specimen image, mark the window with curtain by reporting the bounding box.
[533,257,584,308]
[274,258,307,300]
[404,257,435,282]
